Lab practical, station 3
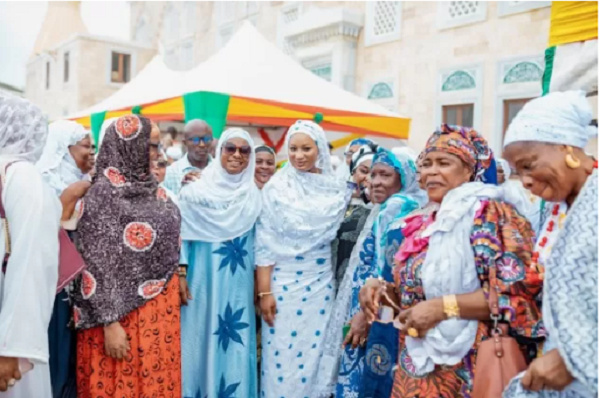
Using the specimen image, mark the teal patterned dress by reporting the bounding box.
[180,231,257,398]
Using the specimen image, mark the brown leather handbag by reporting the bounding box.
[472,266,527,398]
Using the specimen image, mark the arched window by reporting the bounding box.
[368,82,394,99]
[503,62,542,84]
[442,70,476,91]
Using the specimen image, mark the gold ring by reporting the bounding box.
[407,327,419,338]
[360,338,367,346]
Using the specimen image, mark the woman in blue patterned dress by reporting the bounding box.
[255,120,352,398]
[317,148,427,397]
[502,92,597,398]
[178,128,262,398]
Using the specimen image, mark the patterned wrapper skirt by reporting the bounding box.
[76,275,181,398]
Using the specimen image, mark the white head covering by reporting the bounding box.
[36,120,90,195]
[0,94,48,163]
[255,120,351,263]
[179,128,262,242]
[504,90,597,149]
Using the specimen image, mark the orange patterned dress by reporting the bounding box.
[391,200,544,398]
[76,275,181,398]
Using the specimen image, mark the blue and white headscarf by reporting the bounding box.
[336,138,377,181]
[372,147,429,208]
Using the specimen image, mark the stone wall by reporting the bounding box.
[130,2,559,154]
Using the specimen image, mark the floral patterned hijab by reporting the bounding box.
[72,115,181,330]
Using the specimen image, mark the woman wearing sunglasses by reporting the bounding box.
[178,128,262,398]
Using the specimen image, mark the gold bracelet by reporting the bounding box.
[258,292,273,299]
[442,294,460,319]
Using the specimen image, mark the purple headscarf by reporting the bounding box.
[72,115,181,329]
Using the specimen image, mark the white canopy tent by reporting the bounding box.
[71,22,410,145]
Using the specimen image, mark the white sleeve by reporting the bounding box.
[0,162,60,363]
[254,218,275,267]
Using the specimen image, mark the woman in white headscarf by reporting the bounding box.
[37,120,95,228]
[255,120,353,398]
[0,95,61,398]
[35,120,94,398]
[502,91,597,398]
[178,128,262,398]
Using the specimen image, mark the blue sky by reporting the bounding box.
[0,1,130,89]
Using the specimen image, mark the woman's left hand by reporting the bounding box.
[398,298,445,337]
[342,311,370,349]
[521,349,574,391]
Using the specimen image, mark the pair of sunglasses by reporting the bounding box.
[222,143,252,156]
[187,136,213,146]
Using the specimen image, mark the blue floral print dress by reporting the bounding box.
[180,231,257,398]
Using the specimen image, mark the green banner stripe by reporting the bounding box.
[183,91,230,139]
[542,46,556,96]
[90,111,107,152]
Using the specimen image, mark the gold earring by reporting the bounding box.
[565,146,581,169]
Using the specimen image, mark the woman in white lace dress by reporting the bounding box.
[255,120,352,398]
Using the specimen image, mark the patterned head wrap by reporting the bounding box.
[504,90,596,149]
[350,144,378,174]
[73,115,181,329]
[422,124,496,184]
[344,137,375,155]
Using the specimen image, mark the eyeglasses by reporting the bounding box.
[187,136,213,146]
[223,143,252,157]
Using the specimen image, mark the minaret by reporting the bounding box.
[31,1,88,57]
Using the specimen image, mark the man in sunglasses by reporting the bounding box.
[163,119,213,194]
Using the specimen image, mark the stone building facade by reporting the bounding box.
[130,1,556,152]
[25,2,155,119]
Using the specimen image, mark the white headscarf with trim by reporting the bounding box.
[36,120,90,195]
[179,128,262,242]
[0,94,48,163]
[255,120,351,264]
[504,90,596,149]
